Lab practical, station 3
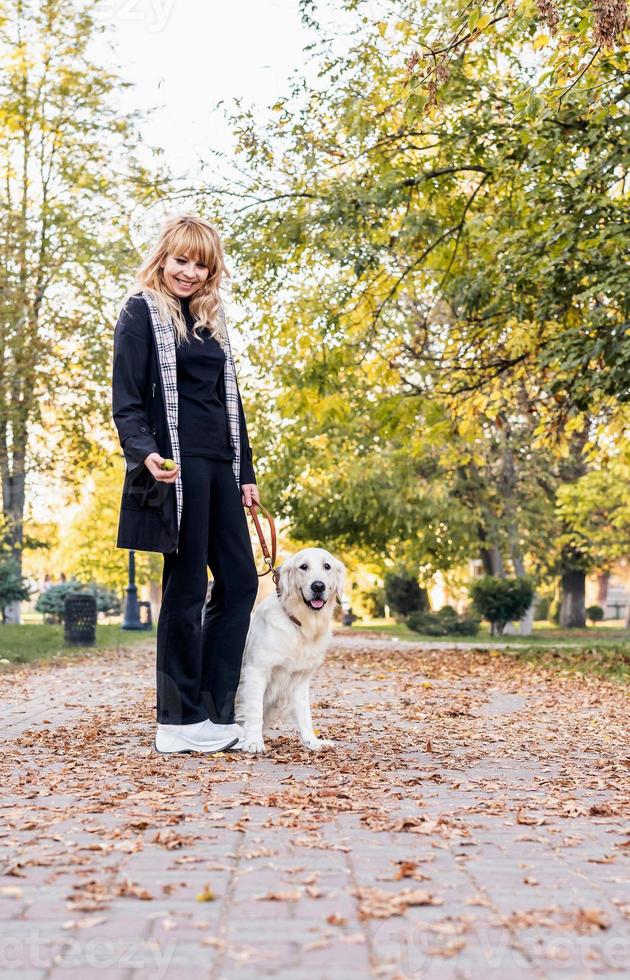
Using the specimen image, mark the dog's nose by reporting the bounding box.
[311,580,326,594]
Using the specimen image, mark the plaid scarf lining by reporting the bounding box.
[141,289,242,535]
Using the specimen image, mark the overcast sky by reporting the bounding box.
[99,1,335,297]
[105,1,312,179]
[29,1,357,525]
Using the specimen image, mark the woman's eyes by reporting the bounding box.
[175,258,207,269]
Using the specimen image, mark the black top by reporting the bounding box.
[113,293,257,485]
[176,297,235,460]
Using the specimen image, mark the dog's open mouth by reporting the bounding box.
[302,592,326,610]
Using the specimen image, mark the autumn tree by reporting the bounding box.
[0,0,166,620]
[51,458,162,595]
[206,0,628,624]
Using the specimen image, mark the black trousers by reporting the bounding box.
[156,456,259,725]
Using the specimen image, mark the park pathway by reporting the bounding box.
[0,634,627,980]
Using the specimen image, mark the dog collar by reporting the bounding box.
[275,583,303,628]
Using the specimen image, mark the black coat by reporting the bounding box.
[111,293,256,555]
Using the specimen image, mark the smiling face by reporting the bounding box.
[279,548,346,614]
[161,252,210,299]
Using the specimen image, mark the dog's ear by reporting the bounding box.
[333,558,346,604]
[277,559,298,601]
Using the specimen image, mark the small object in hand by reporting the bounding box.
[160,459,176,471]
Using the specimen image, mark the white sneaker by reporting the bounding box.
[222,737,244,751]
[198,719,244,741]
[154,721,239,755]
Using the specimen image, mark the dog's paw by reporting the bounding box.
[301,735,334,751]
[241,735,266,754]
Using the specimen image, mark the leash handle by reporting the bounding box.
[246,500,278,580]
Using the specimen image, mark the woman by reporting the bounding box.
[112,214,261,755]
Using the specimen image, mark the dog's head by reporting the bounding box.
[277,547,346,614]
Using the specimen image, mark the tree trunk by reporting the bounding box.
[519,603,535,636]
[3,601,21,624]
[596,572,609,606]
[477,518,505,577]
[1,437,27,625]
[557,430,589,631]
[510,552,534,635]
[559,570,586,628]
[479,543,505,577]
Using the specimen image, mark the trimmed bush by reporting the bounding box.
[469,575,534,635]
[35,579,84,624]
[81,583,121,617]
[0,558,32,621]
[35,580,120,623]
[586,604,604,624]
[407,605,480,637]
[384,570,429,618]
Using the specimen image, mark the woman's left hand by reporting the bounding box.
[241,483,261,508]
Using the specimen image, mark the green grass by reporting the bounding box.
[345,619,630,682]
[0,624,153,671]
[349,619,630,647]
[2,620,627,683]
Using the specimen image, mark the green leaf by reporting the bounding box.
[468,9,481,33]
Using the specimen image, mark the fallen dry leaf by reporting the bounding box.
[574,908,610,933]
[255,890,301,902]
[516,810,547,826]
[326,912,348,926]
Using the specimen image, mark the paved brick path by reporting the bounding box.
[0,635,627,979]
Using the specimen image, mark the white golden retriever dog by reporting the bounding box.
[234,547,346,753]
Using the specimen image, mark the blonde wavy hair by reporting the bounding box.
[125,213,231,346]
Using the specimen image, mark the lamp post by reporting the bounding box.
[122,549,143,630]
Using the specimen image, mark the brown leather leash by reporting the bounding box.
[246,500,302,627]
[246,500,279,588]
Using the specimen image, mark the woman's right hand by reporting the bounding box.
[144,453,180,482]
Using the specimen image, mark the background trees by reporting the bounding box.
[1,0,626,625]
[0,0,166,619]
[204,0,628,625]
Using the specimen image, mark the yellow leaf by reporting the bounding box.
[533,34,550,50]
[377,21,387,37]
[468,9,481,32]
[477,13,491,30]
[196,886,216,902]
